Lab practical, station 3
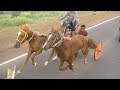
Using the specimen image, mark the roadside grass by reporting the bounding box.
[0,11,65,29]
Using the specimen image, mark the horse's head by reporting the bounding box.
[14,24,30,48]
[42,27,61,51]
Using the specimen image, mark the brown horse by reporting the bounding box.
[43,23,71,66]
[42,27,97,71]
[14,24,49,74]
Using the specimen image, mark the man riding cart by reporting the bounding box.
[60,11,80,37]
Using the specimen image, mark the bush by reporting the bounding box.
[0,16,32,28]
[11,11,21,17]
[0,11,65,28]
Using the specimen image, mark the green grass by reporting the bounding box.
[0,11,107,29]
[0,11,65,29]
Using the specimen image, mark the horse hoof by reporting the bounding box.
[16,70,22,74]
[84,61,87,64]
[70,67,75,72]
[73,67,76,70]
[63,68,68,71]
[72,70,75,72]
[59,68,63,71]
[70,68,75,72]
[33,63,37,67]
[51,56,57,61]
[43,61,48,66]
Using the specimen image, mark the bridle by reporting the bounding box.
[16,30,34,44]
[46,32,63,48]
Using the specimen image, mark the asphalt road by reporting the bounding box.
[0,16,120,79]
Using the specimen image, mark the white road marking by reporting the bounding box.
[0,16,119,67]
[0,53,27,67]
[86,16,120,30]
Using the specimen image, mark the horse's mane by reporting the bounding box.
[20,24,30,31]
[51,27,61,36]
[58,24,66,32]
[20,24,47,38]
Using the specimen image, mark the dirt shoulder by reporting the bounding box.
[0,11,120,63]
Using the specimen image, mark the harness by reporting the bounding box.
[16,30,34,44]
[46,33,64,48]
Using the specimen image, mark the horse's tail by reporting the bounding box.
[88,38,97,49]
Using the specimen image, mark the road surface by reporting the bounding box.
[0,16,120,79]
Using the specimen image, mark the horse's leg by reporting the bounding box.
[51,50,58,61]
[59,60,65,71]
[17,51,33,74]
[61,62,74,71]
[84,54,88,64]
[71,54,78,69]
[61,65,69,71]
[74,52,78,60]
[68,59,75,72]
[31,49,42,67]
[61,54,77,71]
[43,49,55,66]
[81,48,89,64]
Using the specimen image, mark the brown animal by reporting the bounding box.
[42,27,97,71]
[43,23,72,66]
[14,24,49,74]
[43,23,67,66]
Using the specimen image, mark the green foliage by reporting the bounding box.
[0,11,65,29]
[0,15,32,28]
[11,11,21,17]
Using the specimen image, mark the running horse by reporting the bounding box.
[14,24,48,74]
[42,27,101,71]
[43,21,74,66]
